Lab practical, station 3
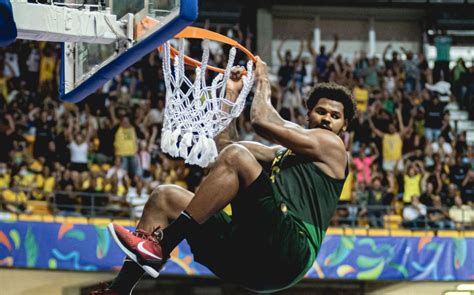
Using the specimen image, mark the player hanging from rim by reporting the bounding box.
[92,57,355,294]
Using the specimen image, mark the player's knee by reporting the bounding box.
[148,185,178,210]
[219,143,252,167]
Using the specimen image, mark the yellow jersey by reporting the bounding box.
[39,56,55,83]
[339,171,353,201]
[114,126,137,156]
[403,174,421,203]
[353,86,369,112]
[43,177,55,193]
[383,133,402,161]
[0,174,11,189]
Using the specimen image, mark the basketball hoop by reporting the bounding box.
[160,27,256,167]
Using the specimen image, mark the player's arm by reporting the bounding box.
[215,66,281,162]
[251,57,346,164]
[214,66,247,152]
[215,117,281,162]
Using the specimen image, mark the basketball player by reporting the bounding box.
[92,57,355,294]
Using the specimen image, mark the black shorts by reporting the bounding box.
[186,171,313,292]
[69,162,88,172]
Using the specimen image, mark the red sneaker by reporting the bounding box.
[108,223,166,278]
[89,283,119,295]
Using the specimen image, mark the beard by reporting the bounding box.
[316,123,332,131]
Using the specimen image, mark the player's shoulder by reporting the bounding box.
[308,128,346,152]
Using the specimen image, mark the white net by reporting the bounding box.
[160,39,254,167]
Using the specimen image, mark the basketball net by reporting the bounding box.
[160,38,254,167]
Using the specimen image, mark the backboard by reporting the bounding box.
[60,0,197,103]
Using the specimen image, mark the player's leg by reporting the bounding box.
[100,186,193,295]
[158,143,262,255]
[109,143,263,276]
[186,143,263,223]
[137,184,195,232]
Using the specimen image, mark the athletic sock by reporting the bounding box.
[108,258,144,295]
[160,210,200,256]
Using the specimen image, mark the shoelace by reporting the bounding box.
[133,226,163,243]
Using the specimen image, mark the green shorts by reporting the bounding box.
[186,171,314,293]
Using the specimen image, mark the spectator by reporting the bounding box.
[137,140,152,180]
[107,157,127,187]
[454,132,468,156]
[307,33,338,82]
[418,52,431,89]
[38,44,57,93]
[277,39,303,87]
[461,170,474,206]
[281,80,304,121]
[1,187,28,213]
[29,108,55,159]
[25,42,40,92]
[400,47,420,92]
[384,69,397,96]
[0,163,11,189]
[352,143,379,186]
[126,176,149,219]
[336,191,361,227]
[403,195,427,229]
[353,77,369,113]
[113,115,139,178]
[460,66,474,117]
[431,136,453,161]
[363,57,381,89]
[382,44,402,72]
[451,154,469,188]
[66,116,93,173]
[54,176,79,216]
[452,58,467,103]
[94,117,115,164]
[422,94,445,141]
[367,176,392,228]
[428,195,454,229]
[403,160,424,204]
[449,195,472,229]
[80,176,108,216]
[369,107,408,172]
[420,182,438,207]
[350,112,371,154]
[0,113,15,164]
[433,29,452,83]
[440,113,455,144]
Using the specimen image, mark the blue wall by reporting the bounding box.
[0,221,473,280]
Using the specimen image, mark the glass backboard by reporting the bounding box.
[60,0,197,103]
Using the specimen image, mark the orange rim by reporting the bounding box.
[161,26,256,74]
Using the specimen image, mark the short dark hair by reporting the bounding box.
[305,82,356,130]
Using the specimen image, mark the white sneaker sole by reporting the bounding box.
[107,223,161,278]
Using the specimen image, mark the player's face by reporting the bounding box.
[308,98,347,134]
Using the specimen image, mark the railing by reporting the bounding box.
[0,187,473,230]
[0,186,142,221]
[333,204,473,231]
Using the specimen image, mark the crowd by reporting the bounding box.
[0,25,473,229]
[273,32,474,230]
